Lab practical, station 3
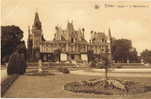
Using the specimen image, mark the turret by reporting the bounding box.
[33,12,42,30]
[108,28,112,44]
[31,11,42,49]
[67,21,74,32]
[82,28,85,38]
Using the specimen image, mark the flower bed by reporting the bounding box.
[64,79,151,95]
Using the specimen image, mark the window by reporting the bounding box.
[71,38,74,43]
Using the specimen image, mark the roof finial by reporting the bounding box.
[108,27,112,44]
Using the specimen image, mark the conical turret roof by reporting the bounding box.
[33,12,41,29]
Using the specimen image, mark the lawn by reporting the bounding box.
[3,72,151,99]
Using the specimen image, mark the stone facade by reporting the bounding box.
[27,12,111,62]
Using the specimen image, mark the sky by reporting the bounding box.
[1,0,151,54]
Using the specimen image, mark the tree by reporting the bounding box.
[112,39,138,63]
[129,48,139,63]
[1,25,24,63]
[141,49,151,64]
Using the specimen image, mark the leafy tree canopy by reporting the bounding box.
[112,38,139,63]
[141,49,151,64]
[1,25,24,63]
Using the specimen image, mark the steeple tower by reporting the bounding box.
[33,12,42,30]
[108,28,112,44]
[31,11,42,49]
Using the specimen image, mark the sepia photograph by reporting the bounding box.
[1,0,151,98]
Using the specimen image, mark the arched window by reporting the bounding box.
[71,38,74,43]
[102,38,104,43]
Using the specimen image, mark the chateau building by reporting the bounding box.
[27,12,112,62]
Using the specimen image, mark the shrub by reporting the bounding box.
[1,55,10,64]
[7,51,27,75]
[116,65,122,68]
[89,61,106,69]
[89,61,97,68]
[7,52,20,75]
[58,67,70,74]
[96,62,106,69]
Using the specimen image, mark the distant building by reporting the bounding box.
[27,12,111,62]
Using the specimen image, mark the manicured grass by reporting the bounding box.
[1,74,19,96]
[3,72,151,99]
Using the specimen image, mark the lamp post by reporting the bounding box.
[104,34,112,81]
[104,47,112,80]
[93,4,112,80]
